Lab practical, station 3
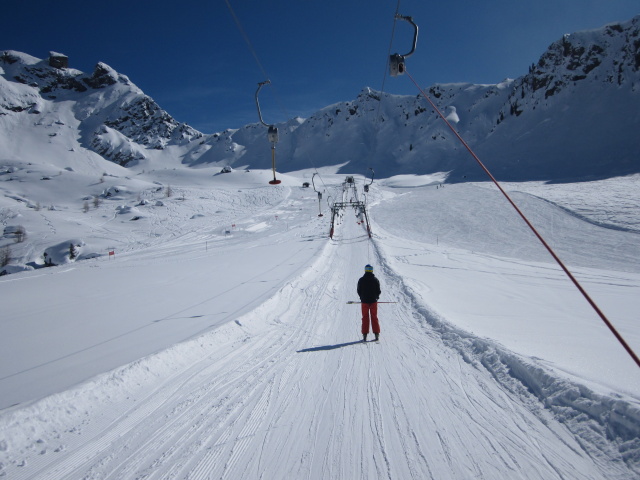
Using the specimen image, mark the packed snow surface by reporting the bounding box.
[1,168,639,479]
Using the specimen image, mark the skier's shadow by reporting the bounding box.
[297,340,363,353]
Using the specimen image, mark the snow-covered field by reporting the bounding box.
[1,168,639,479]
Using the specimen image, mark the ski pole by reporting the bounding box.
[346,301,397,304]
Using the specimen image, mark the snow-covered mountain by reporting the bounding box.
[0,50,202,168]
[2,16,639,181]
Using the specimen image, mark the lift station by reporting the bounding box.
[329,176,371,239]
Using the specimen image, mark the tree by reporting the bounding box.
[83,201,90,213]
[166,185,173,198]
[0,245,10,267]
[14,226,26,243]
[69,243,78,260]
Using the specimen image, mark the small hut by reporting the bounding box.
[48,52,69,69]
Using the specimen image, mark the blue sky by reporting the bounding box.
[5,0,639,133]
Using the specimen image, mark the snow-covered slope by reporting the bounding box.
[0,170,639,479]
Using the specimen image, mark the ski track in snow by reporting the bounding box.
[1,180,639,479]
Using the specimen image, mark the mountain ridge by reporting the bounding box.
[1,15,639,181]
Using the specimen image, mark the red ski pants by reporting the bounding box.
[361,302,380,335]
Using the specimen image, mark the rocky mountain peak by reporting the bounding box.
[1,50,203,166]
[506,16,639,112]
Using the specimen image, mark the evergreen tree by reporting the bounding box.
[0,245,10,267]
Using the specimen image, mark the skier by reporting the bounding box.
[357,264,381,342]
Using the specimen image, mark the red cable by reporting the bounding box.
[405,69,640,369]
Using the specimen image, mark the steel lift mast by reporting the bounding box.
[255,80,281,185]
[329,176,371,239]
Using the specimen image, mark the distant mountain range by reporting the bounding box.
[2,15,639,182]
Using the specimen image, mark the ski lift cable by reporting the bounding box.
[298,4,404,194]
[224,0,334,194]
[225,0,285,184]
[364,2,402,188]
[359,3,401,260]
[403,67,640,369]
[357,3,403,256]
[225,1,328,190]
[378,0,402,95]
[224,0,270,81]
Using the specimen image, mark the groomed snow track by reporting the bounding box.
[1,206,638,479]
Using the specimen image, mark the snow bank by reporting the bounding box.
[41,239,85,266]
[380,258,640,474]
[379,173,449,188]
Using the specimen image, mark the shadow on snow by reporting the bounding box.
[297,340,363,353]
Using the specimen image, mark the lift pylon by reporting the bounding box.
[312,173,323,217]
[255,80,281,185]
[329,176,371,239]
